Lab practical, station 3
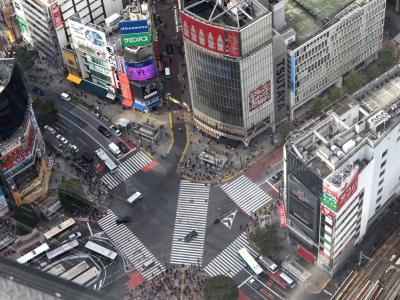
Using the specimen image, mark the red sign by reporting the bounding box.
[337,170,359,210]
[277,203,287,228]
[320,204,335,220]
[180,11,240,58]
[118,72,132,102]
[50,2,63,30]
[249,81,272,112]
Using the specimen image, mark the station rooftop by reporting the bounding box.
[286,65,400,181]
[285,0,366,46]
[0,58,14,93]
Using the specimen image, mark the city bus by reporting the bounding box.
[72,266,100,285]
[43,218,76,240]
[95,148,117,172]
[60,261,89,281]
[279,271,296,288]
[46,240,79,260]
[238,248,263,276]
[47,264,66,276]
[17,243,49,264]
[258,256,278,273]
[84,241,118,260]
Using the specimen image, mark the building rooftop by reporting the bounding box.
[285,0,366,46]
[287,66,400,180]
[0,59,15,93]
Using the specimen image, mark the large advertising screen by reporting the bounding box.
[119,20,148,34]
[50,1,63,30]
[180,12,240,58]
[125,59,157,81]
[121,32,151,47]
[248,81,272,113]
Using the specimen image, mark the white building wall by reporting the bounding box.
[103,0,124,20]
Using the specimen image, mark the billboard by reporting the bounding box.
[63,50,78,70]
[118,72,132,102]
[68,20,108,57]
[119,20,148,34]
[277,203,287,228]
[180,12,240,58]
[248,81,272,113]
[125,60,157,81]
[121,32,151,47]
[320,204,335,220]
[50,1,63,30]
[115,54,126,73]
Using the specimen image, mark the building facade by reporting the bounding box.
[284,66,400,274]
[12,0,123,67]
[0,58,50,206]
[182,0,275,145]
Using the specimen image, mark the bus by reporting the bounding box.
[258,256,278,273]
[72,267,100,285]
[47,264,66,276]
[44,218,76,240]
[279,271,296,288]
[60,261,89,281]
[238,248,263,276]
[95,148,117,172]
[84,241,118,260]
[46,240,79,260]
[17,243,49,264]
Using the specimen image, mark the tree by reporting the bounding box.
[204,275,238,300]
[328,86,341,102]
[279,120,294,141]
[311,97,325,117]
[14,204,39,235]
[380,45,396,70]
[11,46,37,71]
[32,98,58,126]
[366,64,380,81]
[345,71,363,93]
[251,226,284,257]
[58,179,91,214]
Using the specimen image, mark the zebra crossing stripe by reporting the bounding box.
[100,151,152,190]
[170,180,210,266]
[222,175,272,215]
[204,232,258,278]
[98,209,164,280]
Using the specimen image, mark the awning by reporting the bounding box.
[66,74,82,84]
[297,246,316,264]
[121,98,133,107]
[79,80,108,97]
[106,92,116,100]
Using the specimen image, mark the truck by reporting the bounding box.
[108,143,121,157]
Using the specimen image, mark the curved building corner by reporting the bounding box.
[182,0,275,145]
[0,58,50,208]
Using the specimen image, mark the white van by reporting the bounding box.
[108,142,121,157]
[60,92,71,102]
[164,67,170,79]
[127,191,143,204]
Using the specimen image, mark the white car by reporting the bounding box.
[110,125,122,136]
[56,135,68,144]
[70,145,78,152]
[67,232,82,241]
[44,125,56,134]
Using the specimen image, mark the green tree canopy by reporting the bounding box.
[251,226,284,257]
[379,45,396,70]
[311,97,326,117]
[14,204,39,235]
[11,46,37,71]
[328,86,341,102]
[32,98,58,126]
[204,275,238,300]
[58,179,91,214]
[366,64,380,82]
[345,71,363,94]
[279,120,294,141]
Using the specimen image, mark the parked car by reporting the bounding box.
[44,125,56,134]
[67,232,82,241]
[97,125,111,137]
[60,92,71,102]
[56,135,68,144]
[110,125,122,136]
[68,144,78,152]
[184,230,198,242]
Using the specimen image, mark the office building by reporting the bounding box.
[0,58,50,206]
[182,0,275,145]
[284,65,400,274]
[12,0,123,67]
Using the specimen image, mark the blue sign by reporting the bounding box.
[290,55,297,93]
[119,20,148,34]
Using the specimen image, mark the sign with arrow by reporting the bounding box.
[221,210,238,229]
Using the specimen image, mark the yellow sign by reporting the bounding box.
[167,95,181,105]
[6,30,15,44]
[63,50,78,70]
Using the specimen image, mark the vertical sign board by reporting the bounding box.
[118,73,133,102]
[50,1,64,30]
[248,81,272,114]
[0,189,8,216]
[226,30,240,57]
[320,204,335,220]
[337,170,359,211]
[277,203,287,228]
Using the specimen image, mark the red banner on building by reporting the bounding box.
[337,170,359,210]
[118,72,133,107]
[320,204,335,220]
[227,30,240,57]
[277,203,287,228]
[50,2,63,30]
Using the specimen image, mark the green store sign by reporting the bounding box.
[322,193,337,212]
[17,16,28,33]
[121,32,151,47]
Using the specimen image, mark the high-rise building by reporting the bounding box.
[182,0,275,145]
[11,0,123,67]
[0,58,50,206]
[284,66,400,275]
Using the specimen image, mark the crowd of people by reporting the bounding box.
[125,265,207,300]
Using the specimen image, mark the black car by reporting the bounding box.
[184,230,198,242]
[116,217,130,225]
[32,87,45,96]
[117,142,129,154]
[166,44,174,56]
[98,125,111,137]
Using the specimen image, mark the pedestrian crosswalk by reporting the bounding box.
[395,33,400,45]
[101,151,152,190]
[98,209,164,280]
[221,175,272,215]
[170,180,210,266]
[204,232,258,278]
